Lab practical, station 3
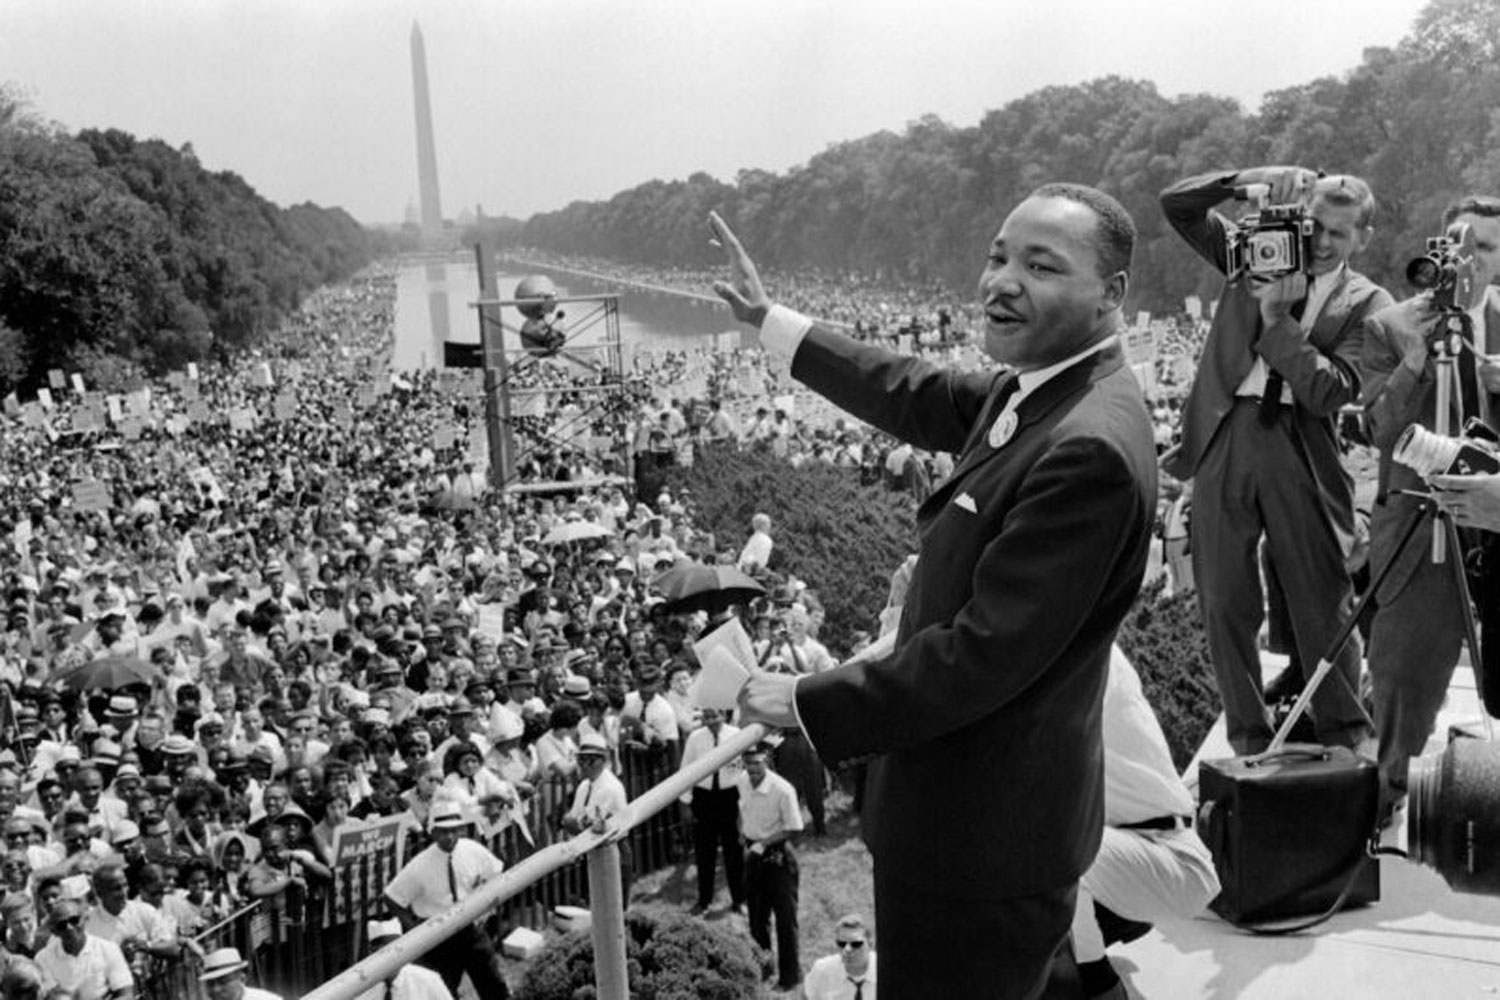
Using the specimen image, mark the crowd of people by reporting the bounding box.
[0,256,885,997]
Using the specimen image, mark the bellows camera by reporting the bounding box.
[1406,221,1478,313]
[1225,183,1315,280]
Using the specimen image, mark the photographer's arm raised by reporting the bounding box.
[1159,166,1318,273]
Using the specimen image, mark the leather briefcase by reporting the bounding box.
[1198,744,1380,924]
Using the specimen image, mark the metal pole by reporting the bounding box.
[587,844,628,1000]
[474,241,516,491]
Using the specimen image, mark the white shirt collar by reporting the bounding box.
[1015,333,1121,399]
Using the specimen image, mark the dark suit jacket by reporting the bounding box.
[1160,171,1393,545]
[1361,292,1500,600]
[789,326,1157,898]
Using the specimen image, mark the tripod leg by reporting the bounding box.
[1267,500,1433,753]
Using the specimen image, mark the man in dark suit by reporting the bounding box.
[1161,167,1392,755]
[1361,195,1500,810]
[712,183,1157,1000]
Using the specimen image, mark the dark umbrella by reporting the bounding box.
[55,654,154,692]
[652,562,765,616]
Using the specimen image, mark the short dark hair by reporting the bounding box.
[1443,194,1500,228]
[1029,183,1136,277]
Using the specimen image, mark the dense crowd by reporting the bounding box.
[0,248,1223,996]
[0,260,864,997]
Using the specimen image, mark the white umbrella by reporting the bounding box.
[541,521,613,546]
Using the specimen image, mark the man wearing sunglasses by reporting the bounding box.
[801,914,877,1000]
[34,899,135,1000]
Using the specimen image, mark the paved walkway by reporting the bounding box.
[1116,659,1500,999]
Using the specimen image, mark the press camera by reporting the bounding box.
[1406,221,1478,313]
[1225,183,1315,280]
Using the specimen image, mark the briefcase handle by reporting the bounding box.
[1243,744,1338,769]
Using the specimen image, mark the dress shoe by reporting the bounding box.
[1262,663,1305,704]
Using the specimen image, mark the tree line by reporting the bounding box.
[0,90,395,393]
[514,0,1499,315]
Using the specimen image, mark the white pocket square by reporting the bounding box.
[954,492,978,513]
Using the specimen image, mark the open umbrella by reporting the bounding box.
[541,521,613,546]
[651,562,765,616]
[55,653,154,692]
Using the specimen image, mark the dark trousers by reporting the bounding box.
[419,922,509,999]
[773,730,826,834]
[1367,500,1468,800]
[873,859,1076,1000]
[691,787,744,908]
[746,845,800,988]
[1192,402,1370,754]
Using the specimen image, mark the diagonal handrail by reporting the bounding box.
[302,721,768,1000]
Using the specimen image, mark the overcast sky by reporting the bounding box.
[1,0,1428,226]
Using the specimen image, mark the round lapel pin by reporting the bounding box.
[988,410,1018,449]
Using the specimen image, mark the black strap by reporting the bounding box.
[1238,836,1392,936]
[1118,814,1192,832]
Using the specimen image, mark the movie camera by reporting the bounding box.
[1406,221,1478,313]
[1394,422,1500,479]
[1225,183,1315,280]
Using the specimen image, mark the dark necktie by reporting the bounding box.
[1259,295,1307,427]
[710,729,720,791]
[849,978,865,1000]
[447,852,459,903]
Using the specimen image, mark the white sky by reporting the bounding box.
[0,0,1428,225]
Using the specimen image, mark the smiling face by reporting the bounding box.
[1305,193,1372,277]
[978,195,1126,371]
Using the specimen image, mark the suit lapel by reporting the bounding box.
[921,344,1126,520]
[1306,268,1351,351]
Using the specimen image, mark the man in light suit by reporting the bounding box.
[1161,167,1393,755]
[1361,195,1500,809]
[713,183,1157,1000]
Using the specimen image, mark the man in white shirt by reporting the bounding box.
[1069,647,1220,999]
[561,733,632,897]
[736,513,774,573]
[198,947,283,1000]
[801,913,877,1000]
[35,899,135,1000]
[737,743,804,992]
[677,708,744,915]
[85,863,181,964]
[356,920,453,1000]
[383,805,510,999]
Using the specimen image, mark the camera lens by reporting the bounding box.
[1408,737,1500,895]
[1407,256,1442,290]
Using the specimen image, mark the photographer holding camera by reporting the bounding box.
[1162,167,1392,756]
[1361,194,1500,812]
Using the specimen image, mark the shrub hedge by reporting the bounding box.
[516,909,763,1000]
[665,446,917,655]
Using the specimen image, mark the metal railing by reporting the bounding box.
[304,723,766,1000]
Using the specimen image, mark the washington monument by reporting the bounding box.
[410,22,444,246]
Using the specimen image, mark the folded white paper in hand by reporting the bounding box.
[691,618,757,710]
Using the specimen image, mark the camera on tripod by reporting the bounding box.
[1225,183,1315,280]
[1393,422,1500,479]
[1405,221,1477,313]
